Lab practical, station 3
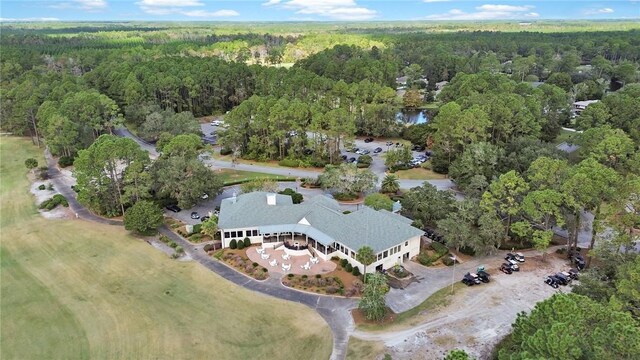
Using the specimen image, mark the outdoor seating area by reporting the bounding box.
[246,245,336,275]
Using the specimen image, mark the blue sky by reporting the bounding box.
[1,1,638,22]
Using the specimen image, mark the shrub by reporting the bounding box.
[38,194,68,210]
[236,240,245,250]
[356,163,370,168]
[192,223,202,233]
[357,155,373,165]
[169,242,178,248]
[189,233,203,242]
[345,263,353,272]
[38,184,46,190]
[262,267,268,272]
[340,259,349,268]
[203,244,215,252]
[58,156,74,168]
[37,166,49,180]
[52,194,68,207]
[287,273,294,278]
[220,147,233,156]
[252,262,259,267]
[229,239,237,249]
[175,246,184,253]
[420,160,432,170]
[459,246,476,256]
[352,266,361,276]
[342,210,351,214]
[331,256,340,261]
[279,188,303,204]
[442,256,455,266]
[25,158,38,170]
[417,253,433,266]
[309,159,327,168]
[278,158,300,167]
[243,237,251,248]
[47,183,54,190]
[171,253,180,259]
[333,192,358,201]
[315,274,322,279]
[325,286,339,294]
[302,274,308,279]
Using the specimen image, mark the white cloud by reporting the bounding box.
[423,0,450,2]
[425,3,540,20]
[181,9,239,17]
[135,0,238,17]
[584,7,615,15]
[50,0,107,11]
[262,0,282,6]
[136,0,204,7]
[279,0,377,20]
[0,17,60,22]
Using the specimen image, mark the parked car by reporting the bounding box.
[373,147,383,153]
[166,204,181,213]
[553,272,571,285]
[349,147,359,153]
[570,252,586,270]
[567,268,580,280]
[303,148,313,155]
[364,137,374,143]
[190,211,200,220]
[462,272,481,286]
[200,216,210,222]
[340,154,348,161]
[505,259,520,271]
[361,149,370,155]
[349,157,357,163]
[500,263,513,274]
[386,141,394,146]
[412,145,425,151]
[355,149,364,155]
[425,150,433,156]
[544,276,559,288]
[506,253,525,262]
[211,120,222,126]
[201,193,209,199]
[477,270,491,283]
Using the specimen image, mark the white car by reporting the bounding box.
[211,120,222,126]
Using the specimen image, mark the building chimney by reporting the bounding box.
[267,193,276,205]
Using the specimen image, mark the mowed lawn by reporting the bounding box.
[0,137,332,360]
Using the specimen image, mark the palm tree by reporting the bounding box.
[356,246,376,282]
[381,174,400,194]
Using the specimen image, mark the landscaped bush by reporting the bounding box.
[342,210,351,214]
[175,246,184,253]
[340,258,348,268]
[279,188,303,204]
[58,156,74,168]
[203,243,215,252]
[252,262,259,267]
[25,158,38,170]
[302,274,308,279]
[220,147,233,156]
[333,192,358,201]
[236,240,245,250]
[288,273,294,278]
[430,241,449,255]
[37,166,49,180]
[192,223,202,233]
[459,246,476,256]
[442,256,455,266]
[229,239,237,249]
[417,253,433,266]
[352,266,361,276]
[39,194,69,210]
[316,274,322,279]
[278,158,300,168]
[38,184,46,190]
[345,263,353,272]
[189,233,203,242]
[331,256,340,261]
[325,286,339,294]
[243,237,251,247]
[357,155,373,165]
[309,159,327,168]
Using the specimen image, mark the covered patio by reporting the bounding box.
[245,245,336,276]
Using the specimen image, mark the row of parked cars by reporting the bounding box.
[544,269,579,288]
[500,252,525,274]
[462,266,491,286]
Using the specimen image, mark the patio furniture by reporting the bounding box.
[256,247,265,254]
[261,253,270,260]
[269,259,278,267]
[300,261,310,270]
[282,263,291,272]
[281,253,290,260]
[310,257,319,264]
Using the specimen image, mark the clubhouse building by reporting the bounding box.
[217,192,423,273]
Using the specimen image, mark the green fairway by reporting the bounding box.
[0,137,332,360]
[216,168,297,185]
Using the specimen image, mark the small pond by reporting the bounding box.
[396,109,429,125]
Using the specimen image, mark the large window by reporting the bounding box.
[383,250,388,258]
[224,232,230,238]
[237,230,243,238]
[230,231,237,238]
[252,230,259,236]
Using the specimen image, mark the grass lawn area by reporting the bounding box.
[392,167,448,180]
[1,137,332,360]
[215,168,297,185]
[346,337,386,360]
[553,128,579,145]
[356,282,466,332]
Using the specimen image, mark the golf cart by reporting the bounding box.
[462,272,481,286]
[544,276,559,288]
[476,266,490,283]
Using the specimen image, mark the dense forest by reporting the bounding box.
[1,22,639,358]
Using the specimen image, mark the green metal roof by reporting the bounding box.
[218,192,423,253]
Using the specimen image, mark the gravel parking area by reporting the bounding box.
[354,252,573,359]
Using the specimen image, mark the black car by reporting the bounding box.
[462,272,481,286]
[364,137,374,143]
[350,147,359,153]
[477,270,491,283]
[570,252,586,270]
[303,148,314,155]
[412,145,426,151]
[500,263,513,274]
[386,141,394,146]
[552,273,570,286]
[201,215,210,222]
[190,211,200,220]
[506,253,525,262]
[544,276,559,288]
[567,268,580,280]
[166,204,181,213]
[349,157,357,163]
[373,147,383,153]
[340,154,348,161]
[425,150,433,156]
